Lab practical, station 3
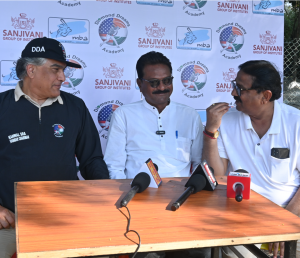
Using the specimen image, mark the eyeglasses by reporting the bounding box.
[231,80,255,96]
[142,76,174,88]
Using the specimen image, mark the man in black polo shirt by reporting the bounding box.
[0,37,109,257]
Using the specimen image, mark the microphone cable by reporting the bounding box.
[121,206,141,258]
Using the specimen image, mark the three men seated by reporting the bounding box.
[0,38,299,258]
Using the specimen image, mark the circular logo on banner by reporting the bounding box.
[98,104,120,133]
[181,64,207,92]
[99,18,128,47]
[219,26,244,53]
[184,0,207,9]
[62,59,84,90]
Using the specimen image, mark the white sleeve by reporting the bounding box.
[104,109,127,179]
[191,114,203,170]
[217,128,228,159]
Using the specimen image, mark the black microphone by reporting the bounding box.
[120,172,151,207]
[171,174,206,211]
[191,160,218,191]
[235,169,249,202]
[153,163,158,172]
[235,184,243,202]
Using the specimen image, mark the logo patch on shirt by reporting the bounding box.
[53,124,65,137]
[8,132,30,143]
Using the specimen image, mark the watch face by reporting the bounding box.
[214,131,219,138]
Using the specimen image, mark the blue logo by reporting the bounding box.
[178,61,209,98]
[220,26,244,54]
[53,124,65,137]
[99,18,128,48]
[49,18,90,44]
[1,60,19,86]
[136,0,174,7]
[181,64,207,93]
[98,104,120,134]
[177,26,211,51]
[252,0,284,15]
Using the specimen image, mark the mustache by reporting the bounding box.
[153,89,170,94]
[234,96,242,103]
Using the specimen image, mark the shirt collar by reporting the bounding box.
[243,100,281,134]
[268,100,281,134]
[14,81,63,105]
[142,98,171,114]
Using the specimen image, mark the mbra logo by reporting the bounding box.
[32,46,45,52]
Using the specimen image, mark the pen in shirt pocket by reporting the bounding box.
[176,130,178,139]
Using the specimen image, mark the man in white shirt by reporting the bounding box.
[104,51,203,180]
[104,51,206,258]
[202,60,300,258]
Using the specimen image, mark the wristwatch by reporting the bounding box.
[204,128,219,139]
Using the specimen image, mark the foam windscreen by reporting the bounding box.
[235,169,249,173]
[132,172,151,193]
[185,174,206,193]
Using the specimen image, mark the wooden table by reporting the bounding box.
[15,177,300,258]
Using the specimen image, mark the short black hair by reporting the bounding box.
[136,51,172,79]
[238,60,281,101]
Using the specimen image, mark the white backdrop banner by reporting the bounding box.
[0,0,284,156]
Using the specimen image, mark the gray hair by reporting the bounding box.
[16,57,47,80]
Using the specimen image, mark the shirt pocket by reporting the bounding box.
[271,156,290,183]
[176,137,191,162]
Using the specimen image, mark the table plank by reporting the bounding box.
[15,177,300,258]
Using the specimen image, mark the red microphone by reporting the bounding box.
[227,169,251,202]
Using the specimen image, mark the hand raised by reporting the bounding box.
[206,103,229,132]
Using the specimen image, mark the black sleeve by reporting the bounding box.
[75,101,109,180]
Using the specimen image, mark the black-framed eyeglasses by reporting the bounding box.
[231,80,255,97]
[141,76,174,88]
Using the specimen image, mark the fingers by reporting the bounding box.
[7,210,15,229]
[206,103,230,132]
[207,103,230,114]
[280,242,285,258]
[0,217,10,229]
[208,102,229,110]
[0,206,15,229]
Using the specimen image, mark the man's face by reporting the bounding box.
[31,59,66,98]
[231,70,263,115]
[137,63,173,110]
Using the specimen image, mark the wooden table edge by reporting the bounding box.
[17,233,300,258]
[15,182,20,255]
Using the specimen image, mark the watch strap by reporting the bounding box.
[203,130,216,139]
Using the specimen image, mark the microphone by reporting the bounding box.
[227,169,251,202]
[120,172,151,207]
[137,159,162,188]
[191,160,218,191]
[171,174,206,211]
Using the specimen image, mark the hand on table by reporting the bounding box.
[0,205,15,229]
[268,242,284,258]
[205,103,229,132]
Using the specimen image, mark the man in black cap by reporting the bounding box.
[0,37,109,257]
